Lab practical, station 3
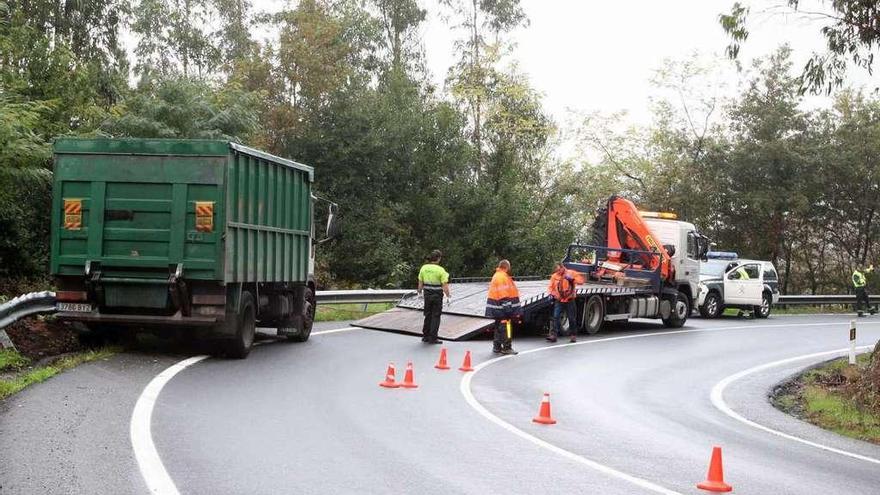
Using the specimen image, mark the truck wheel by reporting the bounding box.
[224,291,256,359]
[662,292,689,328]
[699,292,723,319]
[754,292,771,319]
[285,288,315,342]
[582,295,604,335]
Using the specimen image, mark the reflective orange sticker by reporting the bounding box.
[195,201,214,232]
[63,199,82,230]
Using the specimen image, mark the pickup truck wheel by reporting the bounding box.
[224,291,255,359]
[699,292,723,319]
[662,292,689,328]
[754,293,771,319]
[582,295,604,335]
[286,288,315,342]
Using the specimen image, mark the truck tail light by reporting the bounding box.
[63,198,83,230]
[56,291,87,302]
[195,201,214,232]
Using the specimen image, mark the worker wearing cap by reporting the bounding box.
[417,250,450,343]
[485,259,521,355]
[853,264,875,317]
[547,262,582,343]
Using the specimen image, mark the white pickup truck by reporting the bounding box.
[695,254,781,318]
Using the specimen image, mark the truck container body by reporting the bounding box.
[51,138,320,358]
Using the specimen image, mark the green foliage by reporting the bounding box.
[0,347,117,400]
[101,77,261,141]
[0,349,30,372]
[0,97,53,278]
[1,0,878,296]
[720,1,880,94]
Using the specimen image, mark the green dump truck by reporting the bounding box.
[50,138,336,358]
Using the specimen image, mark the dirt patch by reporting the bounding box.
[5,317,83,360]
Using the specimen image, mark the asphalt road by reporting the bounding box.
[3,315,880,494]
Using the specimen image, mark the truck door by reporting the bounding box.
[682,230,701,295]
[723,263,763,305]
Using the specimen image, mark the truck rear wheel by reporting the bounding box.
[582,295,604,335]
[284,288,315,342]
[223,291,256,359]
[662,292,689,328]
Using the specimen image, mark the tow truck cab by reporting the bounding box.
[642,213,709,313]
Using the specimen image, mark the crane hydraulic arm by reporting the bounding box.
[598,195,675,282]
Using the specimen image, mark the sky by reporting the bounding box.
[417,0,876,127]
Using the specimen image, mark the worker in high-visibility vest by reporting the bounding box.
[417,249,451,343]
[485,259,521,355]
[726,262,750,280]
[547,263,582,343]
[853,264,875,317]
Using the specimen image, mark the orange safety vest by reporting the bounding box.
[485,269,522,319]
[548,269,581,303]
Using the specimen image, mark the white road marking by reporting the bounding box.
[460,320,880,494]
[131,355,208,495]
[710,346,880,465]
[131,325,358,494]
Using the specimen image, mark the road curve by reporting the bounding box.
[3,315,880,494]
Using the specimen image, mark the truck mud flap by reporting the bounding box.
[353,308,494,341]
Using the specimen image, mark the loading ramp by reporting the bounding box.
[353,280,643,341]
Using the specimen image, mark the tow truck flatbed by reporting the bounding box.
[353,279,649,341]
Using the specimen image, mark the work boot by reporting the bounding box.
[500,348,518,355]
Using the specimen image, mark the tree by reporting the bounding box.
[0,97,53,278]
[443,0,527,173]
[370,0,425,72]
[720,1,880,93]
[101,77,261,141]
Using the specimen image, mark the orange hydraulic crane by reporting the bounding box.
[598,196,675,282]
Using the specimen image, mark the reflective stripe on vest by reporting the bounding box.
[486,269,522,318]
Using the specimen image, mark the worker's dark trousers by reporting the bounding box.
[422,291,443,341]
[855,287,871,313]
[551,300,577,338]
[493,318,513,351]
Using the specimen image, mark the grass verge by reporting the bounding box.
[773,353,880,444]
[316,302,394,322]
[0,347,118,400]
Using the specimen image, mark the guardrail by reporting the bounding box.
[0,289,874,350]
[776,294,877,306]
[0,291,57,351]
[315,289,412,305]
[0,289,414,342]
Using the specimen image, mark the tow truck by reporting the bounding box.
[355,195,709,340]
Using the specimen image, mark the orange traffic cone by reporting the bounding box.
[379,362,400,388]
[532,392,556,424]
[696,446,732,492]
[435,348,451,370]
[400,361,419,389]
[459,350,474,372]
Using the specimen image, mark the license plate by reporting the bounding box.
[57,302,92,313]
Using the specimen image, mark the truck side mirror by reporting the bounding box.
[663,244,676,257]
[325,203,340,240]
